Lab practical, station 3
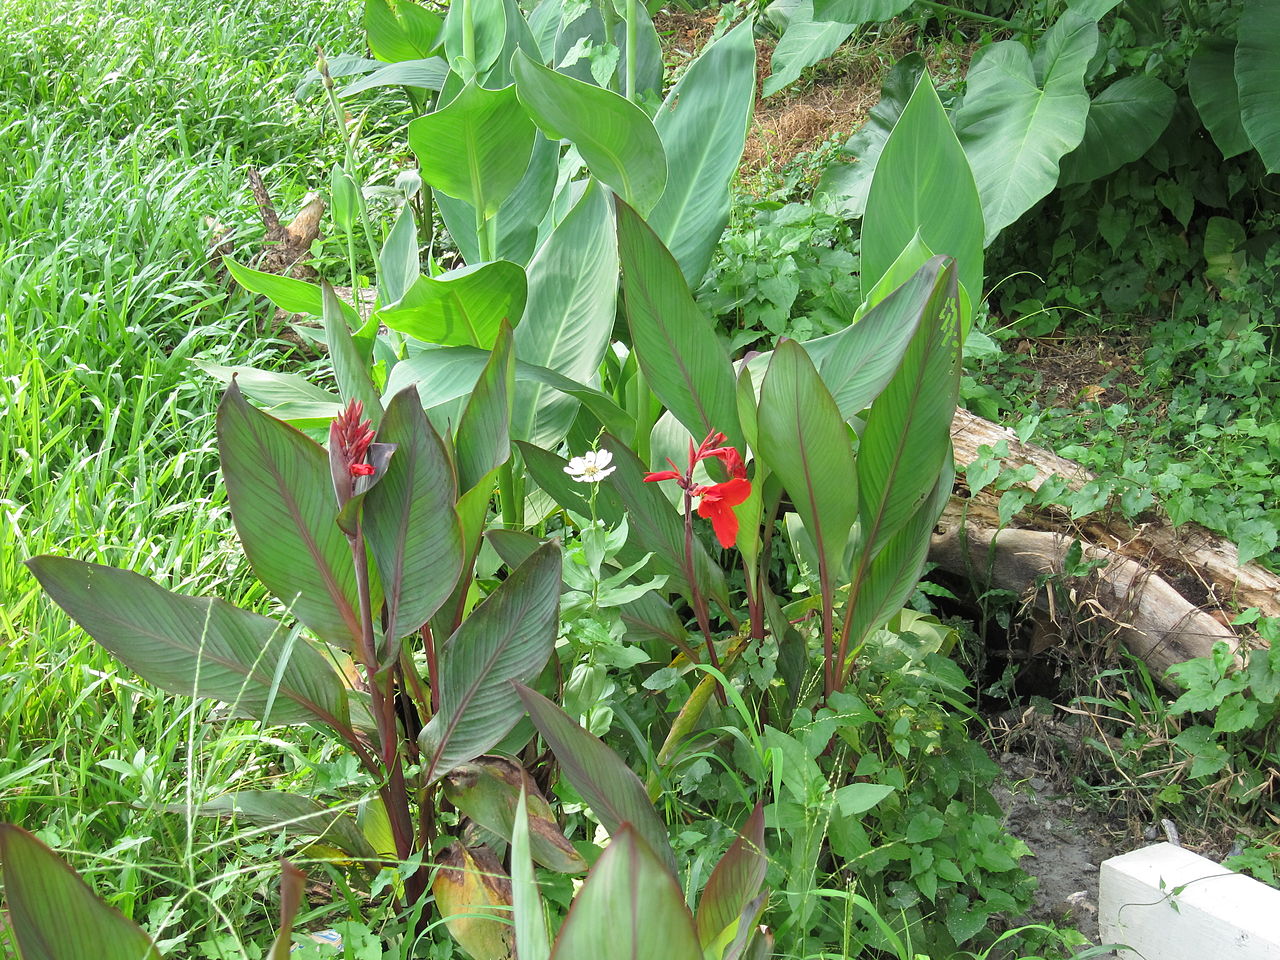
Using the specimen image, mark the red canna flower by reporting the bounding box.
[643,429,751,548]
[693,476,752,547]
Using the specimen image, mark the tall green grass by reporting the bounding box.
[0,0,364,948]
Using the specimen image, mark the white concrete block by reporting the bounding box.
[1099,842,1280,960]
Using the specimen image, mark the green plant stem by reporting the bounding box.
[499,459,519,529]
[914,0,1025,32]
[682,488,725,704]
[322,61,381,292]
[624,0,637,102]
[461,0,476,69]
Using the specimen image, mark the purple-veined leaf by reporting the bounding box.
[217,379,363,649]
[171,790,377,862]
[364,386,464,653]
[419,542,561,783]
[26,557,354,733]
[515,684,676,875]
[455,321,514,494]
[756,340,858,585]
[616,198,740,448]
[0,825,161,960]
[854,256,960,562]
[695,802,767,949]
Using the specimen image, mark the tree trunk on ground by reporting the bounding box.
[931,408,1278,687]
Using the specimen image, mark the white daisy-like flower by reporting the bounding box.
[563,449,615,483]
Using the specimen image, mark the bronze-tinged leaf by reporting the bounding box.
[695,802,767,949]
[433,842,515,960]
[445,758,586,874]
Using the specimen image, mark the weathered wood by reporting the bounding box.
[1099,843,1280,960]
[946,407,1280,621]
[930,509,1239,685]
[932,407,1278,684]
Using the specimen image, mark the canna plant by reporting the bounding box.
[24,372,576,935]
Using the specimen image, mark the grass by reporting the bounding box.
[0,0,366,947]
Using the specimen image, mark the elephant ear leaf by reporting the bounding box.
[25,556,354,734]
[0,824,163,960]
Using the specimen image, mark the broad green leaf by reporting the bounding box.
[512,50,667,214]
[322,282,382,421]
[443,757,587,873]
[196,363,340,410]
[863,72,984,303]
[407,81,535,217]
[799,254,938,419]
[419,542,561,783]
[613,4,663,101]
[514,179,617,448]
[480,0,545,88]
[550,826,700,960]
[1058,74,1175,185]
[511,790,552,960]
[695,803,767,949]
[953,11,1097,243]
[756,340,857,583]
[26,557,353,730]
[812,0,912,22]
[454,323,514,493]
[339,57,449,97]
[0,825,162,960]
[225,258,359,326]
[435,133,559,265]
[365,0,441,62]
[842,459,953,659]
[814,53,924,219]
[364,387,464,647]
[183,791,377,861]
[648,17,756,284]
[764,5,855,98]
[527,0,562,59]
[855,256,960,560]
[616,198,739,447]
[386,346,633,438]
[441,0,507,73]
[378,203,420,306]
[379,260,527,348]
[515,686,677,874]
[216,380,362,648]
[1188,39,1251,160]
[1236,0,1280,172]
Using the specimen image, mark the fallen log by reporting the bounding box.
[931,408,1279,686]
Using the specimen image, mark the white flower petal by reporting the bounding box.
[594,449,613,469]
